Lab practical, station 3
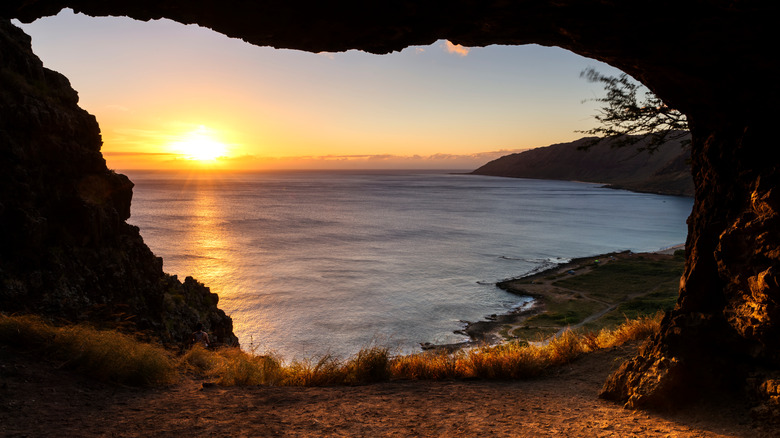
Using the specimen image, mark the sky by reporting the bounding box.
[16,9,625,171]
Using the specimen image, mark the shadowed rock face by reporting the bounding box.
[2,1,779,410]
[0,19,237,347]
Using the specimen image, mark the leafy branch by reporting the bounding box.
[579,68,689,152]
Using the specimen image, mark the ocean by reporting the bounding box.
[124,170,693,360]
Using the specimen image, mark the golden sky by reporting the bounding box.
[18,10,624,171]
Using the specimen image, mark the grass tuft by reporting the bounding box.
[192,346,285,386]
[343,346,390,384]
[283,354,345,386]
[0,314,178,386]
[583,311,662,350]
[389,350,467,380]
[0,314,56,349]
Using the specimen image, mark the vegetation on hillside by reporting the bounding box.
[499,251,684,343]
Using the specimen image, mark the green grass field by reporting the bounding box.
[503,250,684,341]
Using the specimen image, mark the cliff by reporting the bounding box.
[0,19,237,347]
[472,135,693,197]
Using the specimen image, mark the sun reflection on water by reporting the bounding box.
[174,175,276,349]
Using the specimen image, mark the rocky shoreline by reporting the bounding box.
[424,247,684,353]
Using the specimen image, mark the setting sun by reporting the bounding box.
[169,126,228,162]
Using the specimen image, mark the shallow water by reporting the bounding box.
[125,169,693,360]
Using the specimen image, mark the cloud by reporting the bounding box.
[102,151,178,157]
[444,40,470,57]
[220,149,530,170]
[106,146,532,171]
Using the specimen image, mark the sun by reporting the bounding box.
[183,136,227,161]
[170,126,229,162]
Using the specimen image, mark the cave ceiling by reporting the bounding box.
[3,1,777,119]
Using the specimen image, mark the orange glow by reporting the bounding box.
[168,126,229,162]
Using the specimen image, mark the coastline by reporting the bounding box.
[424,245,685,353]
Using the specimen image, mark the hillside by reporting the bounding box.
[472,135,693,197]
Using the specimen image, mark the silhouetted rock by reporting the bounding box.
[0,19,237,347]
[472,135,693,196]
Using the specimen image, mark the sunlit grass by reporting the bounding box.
[1,312,662,387]
[581,311,662,350]
[391,330,587,381]
[183,344,285,385]
[0,314,178,386]
[183,345,390,386]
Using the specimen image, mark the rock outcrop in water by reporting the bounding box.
[472,135,693,197]
[0,19,237,347]
[2,1,779,413]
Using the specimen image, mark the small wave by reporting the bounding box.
[524,257,571,265]
[495,257,571,283]
[510,297,534,310]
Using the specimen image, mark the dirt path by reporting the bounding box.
[1,344,770,437]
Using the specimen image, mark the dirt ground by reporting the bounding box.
[1,343,773,437]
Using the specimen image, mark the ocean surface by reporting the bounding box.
[124,170,693,360]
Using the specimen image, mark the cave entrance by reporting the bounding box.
[6,1,778,412]
[12,11,696,361]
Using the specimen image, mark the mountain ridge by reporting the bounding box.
[471,135,693,197]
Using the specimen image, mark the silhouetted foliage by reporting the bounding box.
[580,68,689,152]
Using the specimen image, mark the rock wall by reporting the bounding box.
[0,19,237,347]
[601,116,780,412]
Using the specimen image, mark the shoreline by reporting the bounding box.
[423,245,685,353]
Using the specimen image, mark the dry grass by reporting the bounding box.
[183,344,285,386]
[183,346,390,386]
[0,312,662,387]
[343,346,391,383]
[390,330,588,381]
[581,311,662,351]
[0,314,178,386]
[390,350,468,380]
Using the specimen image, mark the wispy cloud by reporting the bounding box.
[444,41,470,57]
[213,149,529,170]
[102,151,178,157]
[105,145,531,171]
